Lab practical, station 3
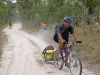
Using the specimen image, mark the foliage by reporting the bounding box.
[86,0,99,8]
[0,0,16,23]
[15,0,100,27]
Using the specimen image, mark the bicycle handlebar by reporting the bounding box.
[63,41,82,45]
[76,41,82,43]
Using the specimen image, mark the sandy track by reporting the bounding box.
[0,23,95,75]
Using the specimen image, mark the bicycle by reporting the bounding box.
[53,41,82,75]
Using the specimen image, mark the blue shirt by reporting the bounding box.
[54,23,75,39]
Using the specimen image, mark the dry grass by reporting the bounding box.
[0,24,7,60]
[70,24,100,74]
[0,34,6,58]
[74,25,100,64]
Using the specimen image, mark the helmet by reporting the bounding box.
[64,16,71,22]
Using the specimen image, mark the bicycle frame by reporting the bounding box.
[60,45,73,62]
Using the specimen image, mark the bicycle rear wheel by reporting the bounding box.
[53,50,64,70]
[69,54,82,75]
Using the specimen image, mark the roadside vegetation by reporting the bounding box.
[73,24,100,73]
[0,0,15,60]
[0,21,8,60]
[72,24,100,64]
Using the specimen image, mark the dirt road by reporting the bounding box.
[0,23,95,75]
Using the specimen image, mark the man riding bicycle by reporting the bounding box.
[53,16,79,66]
[9,22,12,29]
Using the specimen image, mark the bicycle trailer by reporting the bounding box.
[41,45,55,61]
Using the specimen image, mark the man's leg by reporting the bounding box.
[58,40,63,53]
[64,44,68,53]
[64,44,70,67]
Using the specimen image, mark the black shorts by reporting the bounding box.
[53,35,68,43]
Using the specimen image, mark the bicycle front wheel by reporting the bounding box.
[53,50,64,70]
[69,54,82,75]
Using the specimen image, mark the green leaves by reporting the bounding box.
[0,1,8,19]
[86,0,99,8]
[15,0,100,27]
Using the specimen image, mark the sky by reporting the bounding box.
[11,0,16,3]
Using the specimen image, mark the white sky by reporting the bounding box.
[11,0,16,3]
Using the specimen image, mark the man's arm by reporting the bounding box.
[58,33,65,43]
[72,33,78,41]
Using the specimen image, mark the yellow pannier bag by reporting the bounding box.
[42,49,55,60]
[42,45,55,60]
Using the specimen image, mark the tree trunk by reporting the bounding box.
[82,0,86,27]
[97,7,100,24]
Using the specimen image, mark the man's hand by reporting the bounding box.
[76,41,82,43]
[58,34,65,44]
[61,39,65,44]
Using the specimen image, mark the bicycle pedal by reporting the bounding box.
[65,63,70,68]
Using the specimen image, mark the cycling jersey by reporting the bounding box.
[54,23,75,43]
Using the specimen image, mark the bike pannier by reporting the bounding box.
[42,45,55,60]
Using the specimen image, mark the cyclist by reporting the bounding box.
[9,22,12,29]
[53,16,79,66]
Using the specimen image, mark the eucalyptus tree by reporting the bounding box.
[64,0,83,25]
[0,0,16,22]
[16,0,43,28]
[0,0,9,22]
[16,0,100,29]
[90,0,100,24]
[73,0,100,26]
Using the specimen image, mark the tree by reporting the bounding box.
[16,0,100,29]
[0,1,9,22]
[86,0,99,14]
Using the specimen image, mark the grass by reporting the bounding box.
[67,24,100,74]
[72,24,100,65]
[0,22,8,60]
